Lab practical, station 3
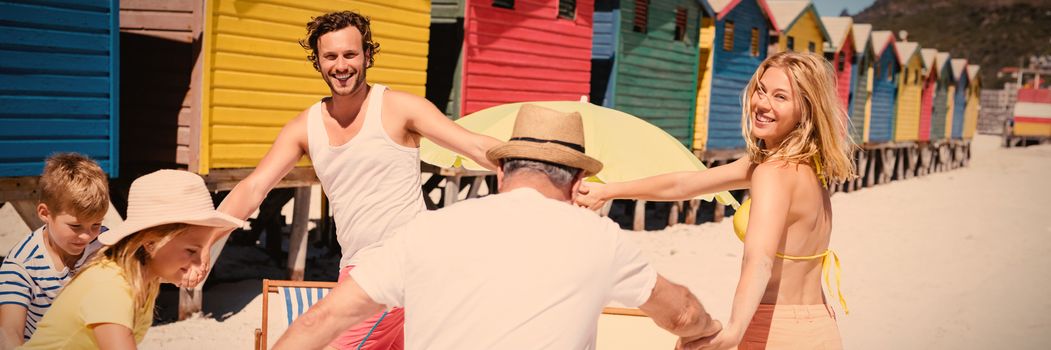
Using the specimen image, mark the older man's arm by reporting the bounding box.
[638,275,722,345]
[272,278,386,350]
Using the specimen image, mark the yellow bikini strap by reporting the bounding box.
[813,154,828,189]
[777,249,849,315]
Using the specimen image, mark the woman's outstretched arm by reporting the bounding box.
[575,156,753,210]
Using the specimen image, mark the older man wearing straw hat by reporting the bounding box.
[273,104,722,350]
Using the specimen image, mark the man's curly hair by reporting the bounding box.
[300,11,381,71]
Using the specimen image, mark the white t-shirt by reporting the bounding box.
[350,188,658,350]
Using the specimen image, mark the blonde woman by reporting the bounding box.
[575,52,856,349]
[20,170,242,349]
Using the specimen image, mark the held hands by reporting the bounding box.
[574,182,609,211]
[684,324,741,350]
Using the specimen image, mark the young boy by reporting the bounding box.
[0,153,109,348]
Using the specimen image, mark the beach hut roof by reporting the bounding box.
[710,0,775,23]
[852,23,873,53]
[709,0,736,12]
[871,30,896,57]
[766,0,831,42]
[820,16,854,52]
[895,41,921,66]
[967,64,981,80]
[951,58,969,80]
[936,52,952,73]
[695,0,715,16]
[921,48,938,72]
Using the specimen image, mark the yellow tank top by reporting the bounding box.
[730,155,848,313]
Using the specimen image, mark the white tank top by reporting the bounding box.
[306,84,426,269]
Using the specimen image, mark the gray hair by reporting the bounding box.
[501,158,582,189]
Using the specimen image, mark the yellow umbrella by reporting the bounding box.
[421,101,739,206]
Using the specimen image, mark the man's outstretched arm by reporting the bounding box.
[181,112,309,288]
[273,277,386,350]
[638,275,722,345]
[396,92,502,171]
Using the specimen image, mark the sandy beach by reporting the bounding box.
[2,134,1048,349]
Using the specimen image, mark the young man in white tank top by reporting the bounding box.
[198,11,501,350]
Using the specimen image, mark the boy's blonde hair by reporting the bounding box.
[79,223,191,313]
[39,153,109,219]
[740,51,858,183]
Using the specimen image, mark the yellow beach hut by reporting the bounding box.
[964,64,981,138]
[200,0,430,173]
[120,0,433,179]
[765,0,829,55]
[893,39,923,142]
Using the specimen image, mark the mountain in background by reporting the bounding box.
[853,0,1051,88]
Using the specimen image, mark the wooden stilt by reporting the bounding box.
[668,201,680,227]
[466,176,485,199]
[908,147,916,178]
[443,175,461,207]
[864,149,876,188]
[684,199,699,225]
[633,200,646,231]
[287,186,311,281]
[713,200,725,223]
[600,201,613,217]
[882,148,895,184]
[855,150,869,190]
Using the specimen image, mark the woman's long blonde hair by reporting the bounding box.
[77,223,191,313]
[740,51,858,183]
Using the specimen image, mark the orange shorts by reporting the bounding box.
[328,265,405,350]
[738,304,842,350]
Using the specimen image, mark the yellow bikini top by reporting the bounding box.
[730,155,848,313]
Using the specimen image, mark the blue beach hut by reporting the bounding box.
[0,0,120,177]
[868,30,899,143]
[692,0,774,153]
[949,58,969,139]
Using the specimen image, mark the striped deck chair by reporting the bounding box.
[255,279,337,350]
[598,307,677,349]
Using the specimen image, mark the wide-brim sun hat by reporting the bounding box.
[98,170,244,245]
[486,104,603,176]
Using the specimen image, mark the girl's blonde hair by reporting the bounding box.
[77,223,191,312]
[740,51,858,183]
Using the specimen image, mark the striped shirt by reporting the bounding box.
[0,226,101,341]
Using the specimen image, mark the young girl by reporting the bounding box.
[20,170,242,349]
[576,52,857,349]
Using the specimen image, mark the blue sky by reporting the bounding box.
[810,0,877,16]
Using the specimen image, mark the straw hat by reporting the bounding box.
[486,104,603,176]
[99,170,244,245]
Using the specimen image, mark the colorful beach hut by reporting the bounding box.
[868,30,899,143]
[431,0,594,119]
[849,23,874,143]
[820,16,854,116]
[765,0,829,55]
[591,0,706,148]
[949,58,969,139]
[963,65,981,138]
[893,40,923,142]
[0,0,120,178]
[692,0,773,153]
[930,51,953,140]
[918,48,938,142]
[119,0,432,178]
